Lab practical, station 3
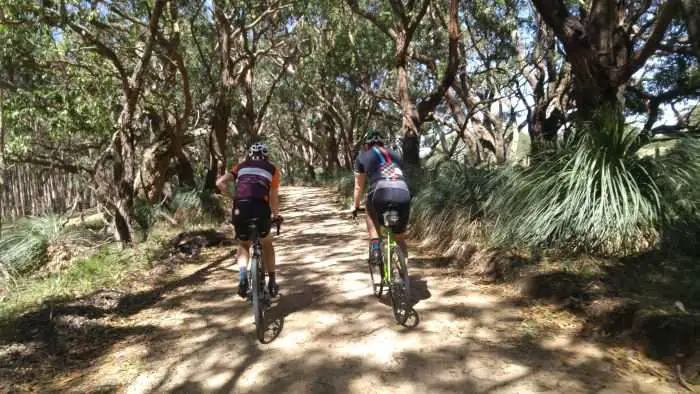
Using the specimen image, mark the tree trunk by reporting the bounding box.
[136,138,171,202]
[325,121,338,176]
[682,0,700,58]
[532,0,680,129]
[0,88,4,237]
[395,33,422,168]
[205,3,235,192]
[114,99,137,243]
[175,148,196,189]
[205,100,230,191]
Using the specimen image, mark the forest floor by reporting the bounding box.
[0,187,689,393]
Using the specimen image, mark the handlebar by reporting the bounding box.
[351,207,365,223]
[272,216,283,235]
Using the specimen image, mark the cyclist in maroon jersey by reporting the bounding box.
[216,143,283,298]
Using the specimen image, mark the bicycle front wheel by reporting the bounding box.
[390,245,411,325]
[250,256,265,342]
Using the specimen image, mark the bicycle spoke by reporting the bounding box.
[390,246,411,325]
[251,249,266,342]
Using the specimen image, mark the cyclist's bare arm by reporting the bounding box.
[353,172,366,209]
[216,172,235,199]
[269,187,280,217]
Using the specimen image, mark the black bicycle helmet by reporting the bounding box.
[365,129,385,145]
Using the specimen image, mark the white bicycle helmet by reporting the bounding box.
[248,142,269,158]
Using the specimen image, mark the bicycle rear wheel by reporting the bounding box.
[251,255,265,342]
[389,245,411,325]
[367,256,383,297]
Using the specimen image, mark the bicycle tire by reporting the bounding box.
[367,256,383,297]
[390,245,411,325]
[251,253,265,342]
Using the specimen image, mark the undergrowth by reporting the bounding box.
[0,245,134,320]
[410,164,497,257]
[0,222,191,322]
[0,216,99,283]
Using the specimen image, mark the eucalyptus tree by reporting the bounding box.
[201,0,303,190]
[531,0,699,131]
[346,0,460,168]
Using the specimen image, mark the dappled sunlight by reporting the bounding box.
[3,187,681,393]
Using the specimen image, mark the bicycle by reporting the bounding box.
[244,216,282,343]
[356,207,412,325]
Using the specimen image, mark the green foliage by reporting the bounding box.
[409,163,498,255]
[486,118,700,254]
[0,245,134,320]
[652,138,700,255]
[0,216,96,281]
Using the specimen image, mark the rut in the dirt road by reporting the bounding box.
[11,187,681,394]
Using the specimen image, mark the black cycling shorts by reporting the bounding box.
[367,186,411,234]
[232,199,271,241]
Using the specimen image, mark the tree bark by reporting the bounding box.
[682,0,700,58]
[0,88,5,238]
[204,2,235,192]
[531,0,681,120]
[348,0,459,169]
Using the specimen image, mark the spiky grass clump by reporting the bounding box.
[652,137,700,255]
[135,188,224,233]
[0,216,95,281]
[410,163,498,255]
[486,122,700,254]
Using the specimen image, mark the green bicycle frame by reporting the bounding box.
[382,226,396,283]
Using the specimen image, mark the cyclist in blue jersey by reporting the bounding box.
[352,130,411,265]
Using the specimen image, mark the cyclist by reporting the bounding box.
[352,130,411,265]
[216,142,283,298]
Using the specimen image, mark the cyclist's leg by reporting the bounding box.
[237,241,251,271]
[251,201,277,295]
[233,200,253,297]
[386,187,411,259]
[261,236,275,273]
[365,192,383,263]
[261,235,277,295]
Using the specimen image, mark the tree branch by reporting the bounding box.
[67,22,129,91]
[407,0,431,37]
[129,0,167,98]
[345,0,396,40]
[417,0,459,123]
[631,0,681,72]
[388,0,409,27]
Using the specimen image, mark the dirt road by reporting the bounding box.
[50,187,679,393]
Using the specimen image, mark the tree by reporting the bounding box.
[531,0,691,121]
[346,0,460,167]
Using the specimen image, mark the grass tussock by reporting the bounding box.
[652,138,700,256]
[487,126,700,255]
[135,187,223,235]
[404,127,700,258]
[409,164,497,260]
[0,216,100,283]
[0,220,200,322]
[0,245,135,320]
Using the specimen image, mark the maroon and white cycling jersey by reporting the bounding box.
[230,159,281,202]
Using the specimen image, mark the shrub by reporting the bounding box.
[410,163,498,255]
[652,137,700,255]
[486,121,700,254]
[0,216,96,282]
